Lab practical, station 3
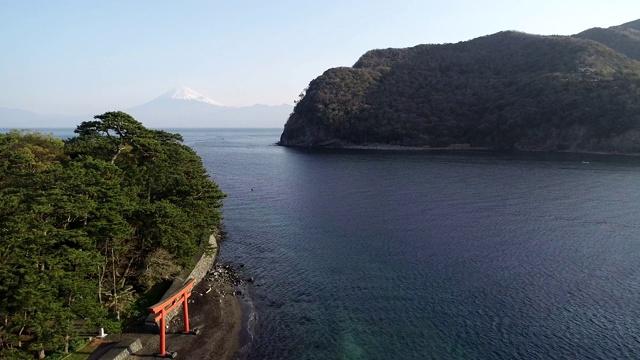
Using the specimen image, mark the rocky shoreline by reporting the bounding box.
[117,262,247,360]
[339,143,486,151]
[280,141,640,157]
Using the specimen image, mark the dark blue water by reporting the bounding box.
[181,129,640,360]
[15,128,640,359]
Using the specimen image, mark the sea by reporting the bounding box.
[11,127,640,359]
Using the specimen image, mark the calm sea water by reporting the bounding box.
[187,129,640,360]
[14,128,640,359]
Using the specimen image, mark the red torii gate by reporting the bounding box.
[147,278,196,358]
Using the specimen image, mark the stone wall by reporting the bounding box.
[144,234,218,330]
[98,337,142,360]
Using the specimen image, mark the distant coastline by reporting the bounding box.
[278,141,640,159]
[339,143,486,151]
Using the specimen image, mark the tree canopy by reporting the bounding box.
[0,113,225,359]
[575,19,640,62]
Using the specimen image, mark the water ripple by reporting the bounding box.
[183,129,640,360]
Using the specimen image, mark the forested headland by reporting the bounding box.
[0,112,225,359]
[279,19,640,153]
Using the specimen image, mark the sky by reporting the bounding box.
[0,0,638,115]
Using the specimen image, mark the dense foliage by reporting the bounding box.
[280,27,640,153]
[0,112,225,359]
[575,19,640,61]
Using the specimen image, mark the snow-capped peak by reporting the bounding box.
[161,86,225,106]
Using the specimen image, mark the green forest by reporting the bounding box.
[0,112,225,359]
[280,20,640,153]
[575,19,640,62]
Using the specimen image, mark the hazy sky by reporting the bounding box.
[0,0,637,115]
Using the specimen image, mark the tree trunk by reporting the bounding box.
[122,255,137,282]
[111,144,126,164]
[17,323,25,347]
[98,264,105,304]
[112,248,118,317]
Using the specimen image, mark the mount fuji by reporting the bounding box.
[0,86,292,128]
[126,86,292,128]
[158,86,225,106]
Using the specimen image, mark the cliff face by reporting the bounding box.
[280,22,640,153]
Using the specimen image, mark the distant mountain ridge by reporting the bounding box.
[575,19,640,61]
[0,107,87,129]
[127,87,292,128]
[0,86,292,128]
[279,19,640,154]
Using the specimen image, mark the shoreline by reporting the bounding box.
[96,235,245,360]
[340,144,486,151]
[171,235,245,360]
[280,142,640,157]
[233,281,257,360]
[120,270,243,360]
